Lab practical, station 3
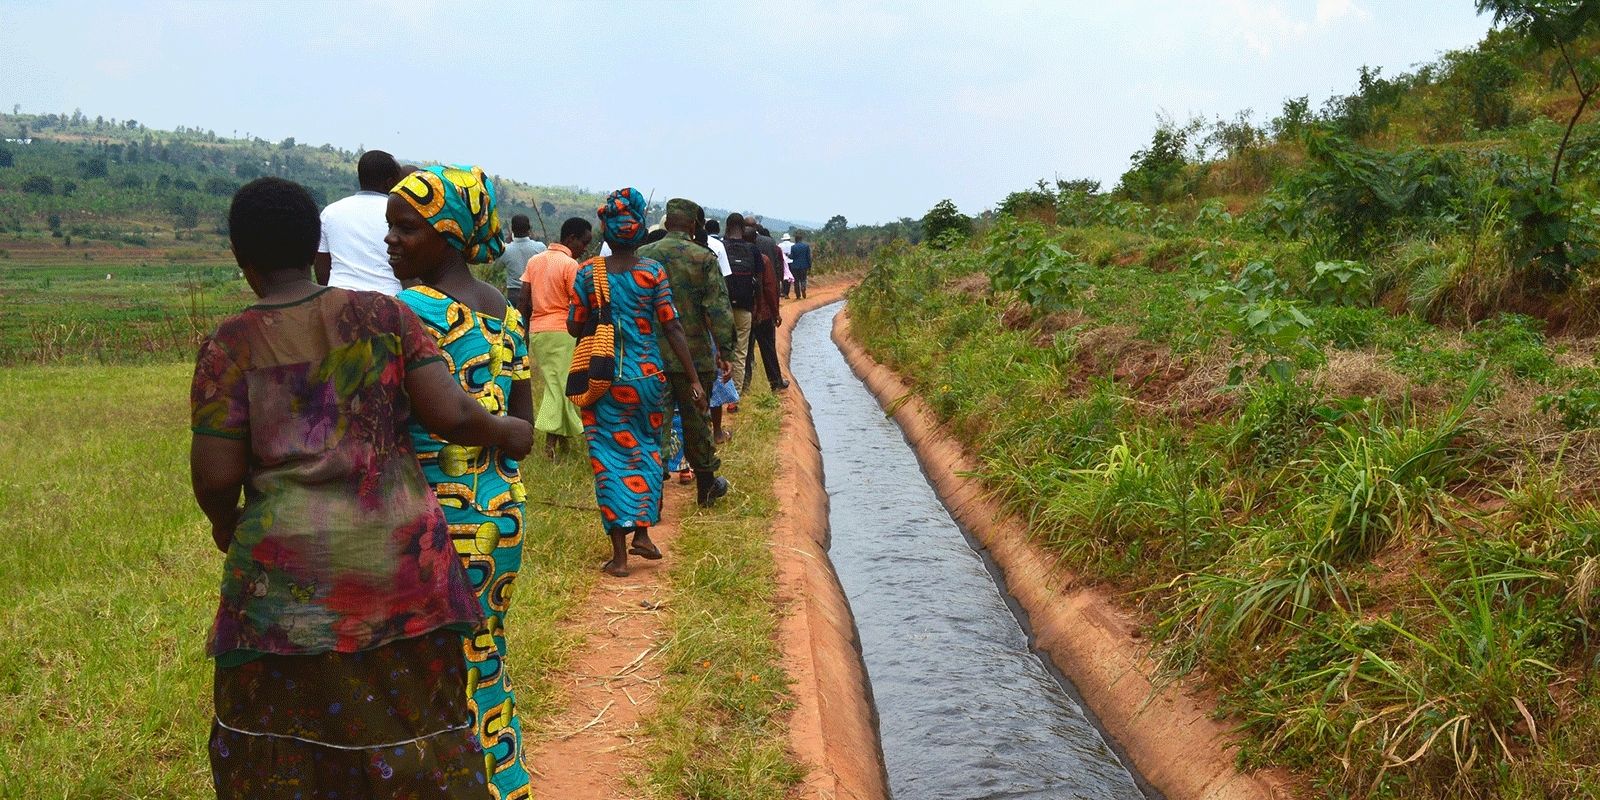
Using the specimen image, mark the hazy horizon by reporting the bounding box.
[1,1,1492,225]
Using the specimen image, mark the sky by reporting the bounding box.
[0,1,1494,225]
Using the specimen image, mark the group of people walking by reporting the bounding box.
[188,149,808,798]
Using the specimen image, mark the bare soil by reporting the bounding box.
[527,486,686,799]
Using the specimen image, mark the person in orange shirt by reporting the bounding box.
[521,217,594,458]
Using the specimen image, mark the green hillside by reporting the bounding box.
[843,8,1600,799]
[0,111,806,264]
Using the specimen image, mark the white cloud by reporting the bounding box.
[1316,0,1371,26]
[1220,0,1372,58]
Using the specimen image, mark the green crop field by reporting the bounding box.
[0,260,250,365]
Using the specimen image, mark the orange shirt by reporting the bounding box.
[521,243,582,334]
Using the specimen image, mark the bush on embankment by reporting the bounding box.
[848,207,1600,797]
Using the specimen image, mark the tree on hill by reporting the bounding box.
[1117,115,1204,204]
[921,199,971,247]
[21,175,53,195]
[1478,0,1600,184]
[77,156,107,180]
[823,214,848,234]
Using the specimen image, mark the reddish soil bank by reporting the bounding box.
[770,281,890,800]
[829,308,1300,800]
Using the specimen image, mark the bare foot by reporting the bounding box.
[630,531,662,560]
[601,558,630,577]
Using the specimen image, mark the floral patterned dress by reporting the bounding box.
[190,287,487,799]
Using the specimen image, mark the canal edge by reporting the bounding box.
[829,306,1301,800]
[771,281,892,800]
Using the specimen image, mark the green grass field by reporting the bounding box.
[0,261,251,365]
[0,360,797,799]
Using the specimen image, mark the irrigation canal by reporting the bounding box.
[788,302,1154,800]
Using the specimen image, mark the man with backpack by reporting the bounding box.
[721,213,761,395]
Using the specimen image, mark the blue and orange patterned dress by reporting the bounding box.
[399,285,532,800]
[569,256,677,531]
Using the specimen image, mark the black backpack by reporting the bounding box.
[724,239,759,310]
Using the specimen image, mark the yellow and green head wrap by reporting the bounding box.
[391,164,505,264]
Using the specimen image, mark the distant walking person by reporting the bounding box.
[704,217,732,276]
[499,214,546,315]
[721,213,762,398]
[523,218,593,457]
[742,220,787,392]
[789,230,812,298]
[571,188,703,577]
[314,149,404,294]
[778,232,795,298]
[638,198,734,507]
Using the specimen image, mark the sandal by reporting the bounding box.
[629,543,663,560]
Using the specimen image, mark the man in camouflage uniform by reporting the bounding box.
[640,198,734,507]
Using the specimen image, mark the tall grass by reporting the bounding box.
[848,221,1600,798]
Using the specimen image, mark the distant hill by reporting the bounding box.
[0,112,809,263]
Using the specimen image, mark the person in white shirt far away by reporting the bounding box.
[498,214,546,319]
[778,231,795,298]
[314,150,404,294]
[704,218,732,276]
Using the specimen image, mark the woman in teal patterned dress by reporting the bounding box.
[387,164,534,800]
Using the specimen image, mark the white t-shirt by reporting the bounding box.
[318,191,401,295]
[706,234,732,276]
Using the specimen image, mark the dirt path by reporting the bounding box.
[527,480,692,798]
[528,278,887,800]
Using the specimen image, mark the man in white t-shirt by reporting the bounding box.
[314,150,403,294]
[703,218,732,276]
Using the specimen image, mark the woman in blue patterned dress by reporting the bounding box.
[569,188,703,577]
[387,164,534,800]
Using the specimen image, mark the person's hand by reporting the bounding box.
[212,506,242,553]
[500,417,535,461]
[689,380,706,407]
[717,359,732,380]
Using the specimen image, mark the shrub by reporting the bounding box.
[920,199,971,248]
[20,175,53,195]
[1117,115,1204,204]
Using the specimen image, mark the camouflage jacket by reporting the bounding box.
[638,231,734,374]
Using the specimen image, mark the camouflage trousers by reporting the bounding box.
[664,369,720,475]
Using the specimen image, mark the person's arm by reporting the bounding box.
[760,254,779,322]
[700,253,735,365]
[190,335,250,552]
[510,379,533,427]
[663,319,704,403]
[508,311,534,426]
[313,252,332,286]
[191,436,246,552]
[567,264,591,338]
[519,282,533,324]
[405,361,532,459]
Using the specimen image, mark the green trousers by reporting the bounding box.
[664,369,720,475]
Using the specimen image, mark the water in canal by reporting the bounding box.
[789,303,1150,800]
